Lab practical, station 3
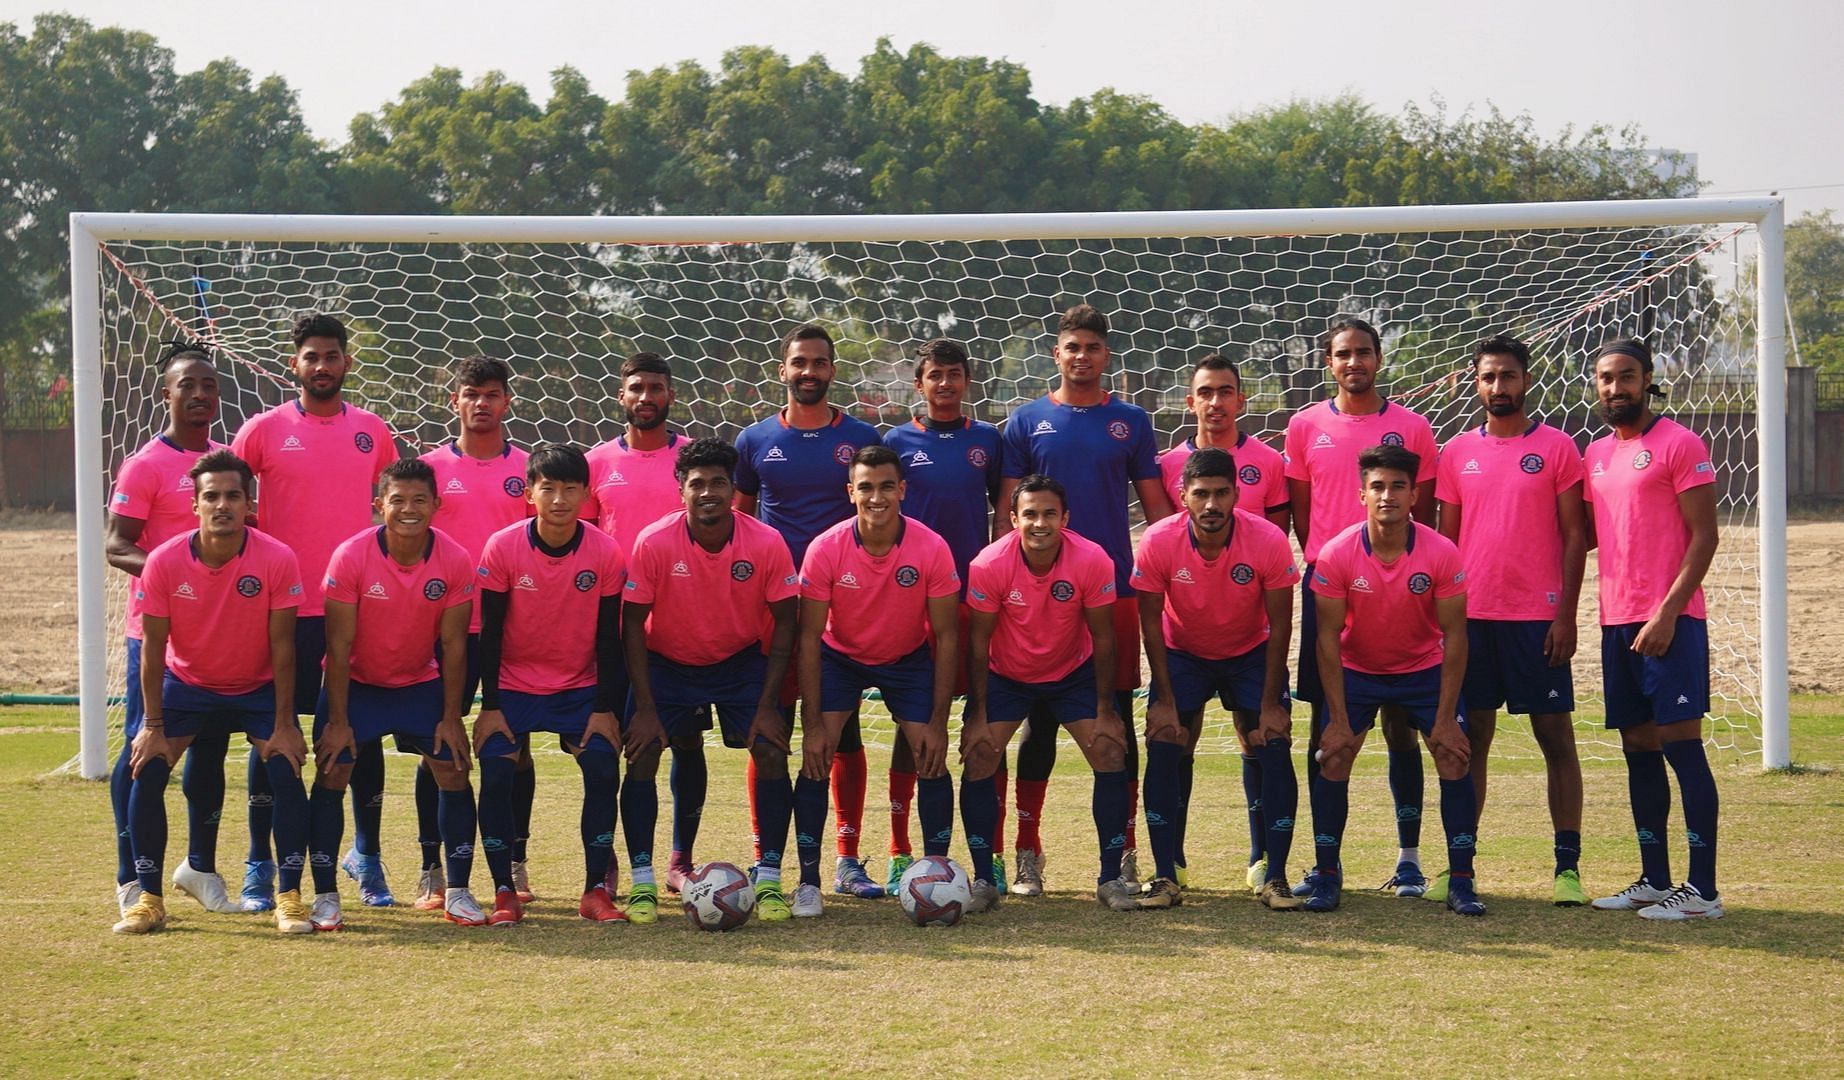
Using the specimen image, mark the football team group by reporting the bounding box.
[104,303,1726,934]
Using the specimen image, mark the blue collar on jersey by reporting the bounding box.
[1326,397,1390,417]
[617,432,682,453]
[448,440,513,459]
[1185,512,1235,556]
[188,529,249,562]
[375,525,436,563]
[777,405,847,430]
[1182,432,1248,453]
[682,514,737,553]
[293,400,348,417]
[1475,420,1540,439]
[526,518,585,558]
[1049,389,1112,408]
[852,516,907,549]
[912,416,972,433]
[1359,522,1416,556]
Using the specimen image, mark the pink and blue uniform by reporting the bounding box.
[882,417,1002,588]
[1157,434,1289,519]
[421,441,531,713]
[966,529,1116,724]
[583,433,689,560]
[735,408,882,568]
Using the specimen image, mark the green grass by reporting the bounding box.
[2,700,1842,1076]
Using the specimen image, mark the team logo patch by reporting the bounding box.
[1520,453,1545,474]
[235,575,263,598]
[896,565,920,588]
[1231,563,1256,585]
[1632,449,1653,470]
[354,432,375,453]
[1380,431,1405,447]
[503,476,525,497]
[967,446,989,468]
[1106,420,1131,441]
[731,560,755,582]
[1050,580,1076,602]
[424,579,448,601]
[1408,572,1433,595]
[834,443,857,466]
[1239,464,1261,487]
[574,570,597,592]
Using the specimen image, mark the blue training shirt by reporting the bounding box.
[884,416,1003,594]
[734,406,883,567]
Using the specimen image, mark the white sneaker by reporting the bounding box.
[117,879,144,917]
[172,862,241,913]
[791,882,825,918]
[1591,877,1674,911]
[1637,882,1725,921]
[310,891,343,931]
[443,887,487,926]
[1012,849,1045,897]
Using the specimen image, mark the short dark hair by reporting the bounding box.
[1011,473,1067,511]
[913,338,971,380]
[781,323,835,360]
[1357,443,1421,483]
[674,437,739,483]
[851,443,904,479]
[1191,352,1241,387]
[1180,446,1236,490]
[291,312,348,350]
[158,339,215,370]
[454,355,513,389]
[621,351,673,381]
[378,458,438,497]
[1320,315,1381,358]
[526,443,590,486]
[1058,304,1109,338]
[189,448,253,495]
[1471,333,1532,374]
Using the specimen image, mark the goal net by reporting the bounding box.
[66,202,1789,775]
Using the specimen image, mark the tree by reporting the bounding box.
[1785,211,1844,371]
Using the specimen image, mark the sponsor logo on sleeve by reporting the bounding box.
[1694,461,1714,474]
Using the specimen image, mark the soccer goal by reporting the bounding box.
[65,198,1790,778]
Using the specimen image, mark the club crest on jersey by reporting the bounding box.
[1050,580,1076,602]
[1239,464,1260,486]
[1408,572,1433,595]
[235,575,263,598]
[574,570,597,592]
[967,446,989,468]
[1632,449,1653,470]
[731,560,755,582]
[354,432,375,453]
[424,579,448,601]
[1521,454,1545,474]
[503,476,525,497]
[1380,432,1404,447]
[1231,563,1256,585]
[1107,420,1131,441]
[896,565,920,588]
[835,444,858,466]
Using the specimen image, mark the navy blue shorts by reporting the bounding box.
[434,633,481,716]
[984,660,1099,726]
[1600,616,1709,729]
[161,675,279,743]
[1321,665,1466,736]
[1464,619,1574,714]
[1295,563,1323,704]
[819,642,934,720]
[124,636,147,740]
[313,678,453,762]
[292,615,327,717]
[1156,644,1279,715]
[487,685,612,756]
[632,648,769,750]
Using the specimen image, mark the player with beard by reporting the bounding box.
[231,313,398,911]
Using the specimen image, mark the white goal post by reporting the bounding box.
[67,197,1790,779]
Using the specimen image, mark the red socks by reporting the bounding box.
[1015,777,1048,855]
[831,748,867,859]
[888,768,917,856]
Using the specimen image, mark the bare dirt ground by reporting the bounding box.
[2,509,1840,695]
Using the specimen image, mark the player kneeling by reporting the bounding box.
[1309,445,1484,916]
[792,447,968,917]
[620,438,801,923]
[1134,448,1301,910]
[310,460,480,929]
[116,450,314,935]
[474,445,629,926]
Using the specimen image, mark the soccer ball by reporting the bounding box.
[681,862,756,931]
[898,855,972,927]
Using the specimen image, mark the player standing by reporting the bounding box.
[1309,445,1484,916]
[734,324,885,899]
[791,446,965,916]
[999,305,1172,895]
[418,357,532,908]
[473,445,629,926]
[104,344,237,917]
[115,450,313,934]
[310,460,479,930]
[881,338,1005,891]
[1134,447,1301,909]
[1435,334,1589,906]
[231,312,397,910]
[1581,338,1724,920]
[620,438,801,923]
[1284,316,1439,897]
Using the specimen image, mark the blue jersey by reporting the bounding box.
[1002,390,1160,591]
[735,406,883,567]
[884,416,1003,593]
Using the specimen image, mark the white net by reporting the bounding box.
[80,222,1764,763]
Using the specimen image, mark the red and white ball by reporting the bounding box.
[897,855,972,927]
[681,862,756,931]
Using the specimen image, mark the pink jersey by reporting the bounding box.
[420,441,532,633]
[1583,417,1716,625]
[1311,522,1466,675]
[966,529,1117,684]
[111,435,228,638]
[1436,422,1584,621]
[136,529,303,695]
[1283,400,1437,563]
[1131,509,1299,660]
[232,402,397,616]
[624,510,799,667]
[478,521,626,694]
[323,526,476,688]
[1157,434,1289,517]
[582,433,689,559]
[800,516,960,667]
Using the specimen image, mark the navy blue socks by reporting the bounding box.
[308,783,344,894]
[438,785,476,889]
[1662,738,1720,899]
[1092,769,1130,886]
[917,774,953,857]
[960,774,998,884]
[1387,747,1424,850]
[1255,739,1297,883]
[576,752,619,891]
[1143,740,1183,881]
[1438,775,1478,878]
[793,773,829,887]
[478,755,518,891]
[1624,748,1673,889]
[669,740,707,858]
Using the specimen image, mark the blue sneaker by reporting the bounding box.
[885,853,914,895]
[992,852,1009,896]
[239,859,276,913]
[1446,874,1486,916]
[1382,861,1427,898]
[1292,862,1341,898]
[832,856,886,899]
[340,850,395,907]
[1303,872,1342,912]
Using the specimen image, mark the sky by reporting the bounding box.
[10,0,1843,219]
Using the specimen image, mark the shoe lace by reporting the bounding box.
[1652,883,1694,909]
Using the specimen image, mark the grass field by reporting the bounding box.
[3,701,1842,1076]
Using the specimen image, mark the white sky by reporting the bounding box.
[15,0,1844,218]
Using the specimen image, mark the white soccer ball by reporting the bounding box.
[898,855,973,927]
[680,862,756,931]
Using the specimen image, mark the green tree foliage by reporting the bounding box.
[1784,211,1844,371]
